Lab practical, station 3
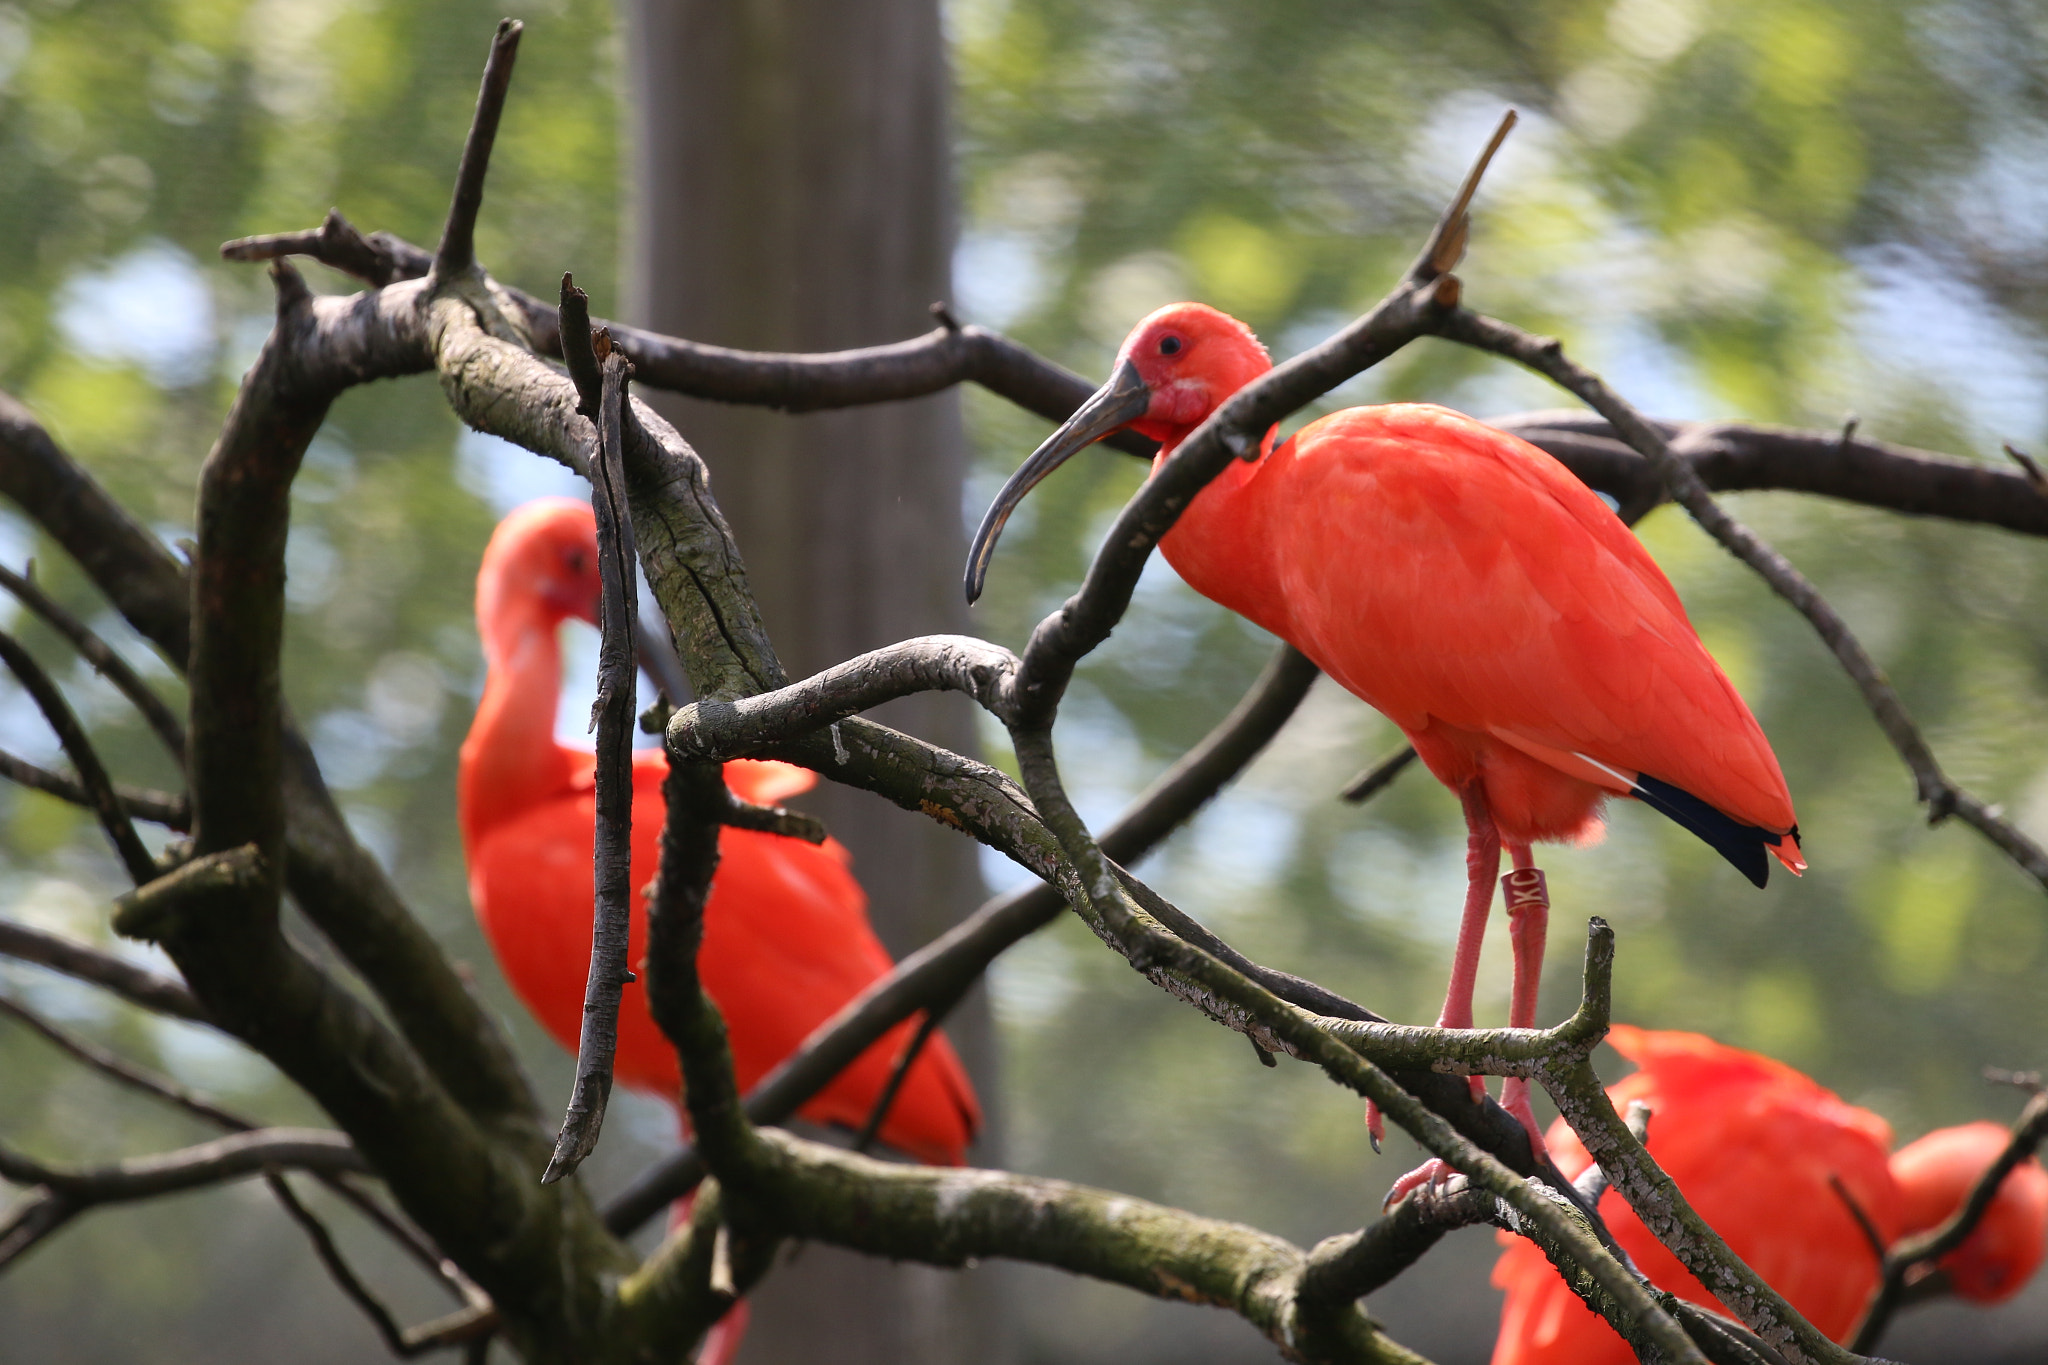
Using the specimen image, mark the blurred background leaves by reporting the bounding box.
[5,0,2048,1360]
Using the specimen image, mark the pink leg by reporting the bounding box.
[1498,843,1550,1149]
[1376,787,1500,1203]
[1436,787,1503,1032]
[696,1300,751,1365]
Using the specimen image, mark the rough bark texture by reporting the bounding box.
[622,3,1002,1360]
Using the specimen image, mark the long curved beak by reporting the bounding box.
[964,357,1152,604]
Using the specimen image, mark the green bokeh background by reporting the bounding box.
[4,0,2048,1360]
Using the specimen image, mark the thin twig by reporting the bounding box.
[1341,746,1418,804]
[2004,442,2048,496]
[432,20,523,280]
[0,1127,366,1197]
[265,1173,414,1357]
[0,993,243,1128]
[0,915,208,1022]
[0,563,185,762]
[0,989,455,1287]
[221,208,425,290]
[0,627,157,884]
[717,792,827,844]
[1828,1172,1889,1265]
[851,1003,957,1156]
[0,748,188,827]
[542,329,637,1184]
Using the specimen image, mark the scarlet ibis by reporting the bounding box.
[1889,1120,2048,1303]
[966,303,1801,1150]
[459,498,982,1163]
[1490,1028,2048,1365]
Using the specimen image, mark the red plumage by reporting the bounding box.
[1890,1121,2048,1303]
[460,498,980,1166]
[1165,400,1797,850]
[1491,1028,2048,1363]
[1491,1027,1899,1365]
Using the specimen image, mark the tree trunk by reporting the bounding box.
[621,3,1006,1361]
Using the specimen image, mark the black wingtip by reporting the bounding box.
[1631,773,1773,888]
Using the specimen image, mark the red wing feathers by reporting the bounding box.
[1253,406,1793,836]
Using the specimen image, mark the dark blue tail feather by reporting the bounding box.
[1630,773,1779,888]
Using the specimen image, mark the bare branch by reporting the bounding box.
[0,382,540,1127]
[111,843,267,941]
[0,627,157,883]
[1548,1053,1854,1365]
[1341,746,1418,804]
[0,1127,366,1203]
[736,1128,1430,1365]
[222,208,426,290]
[0,748,187,827]
[0,562,185,762]
[0,391,193,665]
[265,1173,416,1357]
[0,915,208,1023]
[665,635,1020,760]
[543,341,638,1186]
[2005,442,2048,496]
[0,993,244,1129]
[1500,413,2048,540]
[606,644,1320,1233]
[714,792,826,843]
[1010,720,1700,1364]
[851,1003,954,1157]
[432,19,523,280]
[0,986,464,1298]
[1414,109,1517,280]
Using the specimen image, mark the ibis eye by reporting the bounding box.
[1159,335,1183,356]
[565,551,587,575]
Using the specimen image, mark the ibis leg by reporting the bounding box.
[1499,843,1549,1147]
[1377,786,1500,1205]
[1436,786,1503,1033]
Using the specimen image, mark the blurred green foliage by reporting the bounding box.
[3,0,2048,1360]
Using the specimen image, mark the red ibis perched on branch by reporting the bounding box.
[967,304,1801,1169]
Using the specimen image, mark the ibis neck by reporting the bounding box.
[460,601,579,844]
[1152,422,1293,637]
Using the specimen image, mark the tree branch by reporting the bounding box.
[0,1127,365,1203]
[1009,725,1702,1365]
[432,20,522,281]
[606,644,1320,1233]
[0,627,157,884]
[0,318,541,1130]
[543,338,638,1184]
[0,992,243,1129]
[0,748,188,828]
[665,635,1020,760]
[1495,410,2048,541]
[0,562,186,762]
[263,1173,419,1356]
[0,914,208,1023]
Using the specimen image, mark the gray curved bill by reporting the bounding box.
[964,358,1152,604]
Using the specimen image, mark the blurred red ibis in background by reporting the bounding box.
[462,499,982,1360]
[1490,1026,2048,1365]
